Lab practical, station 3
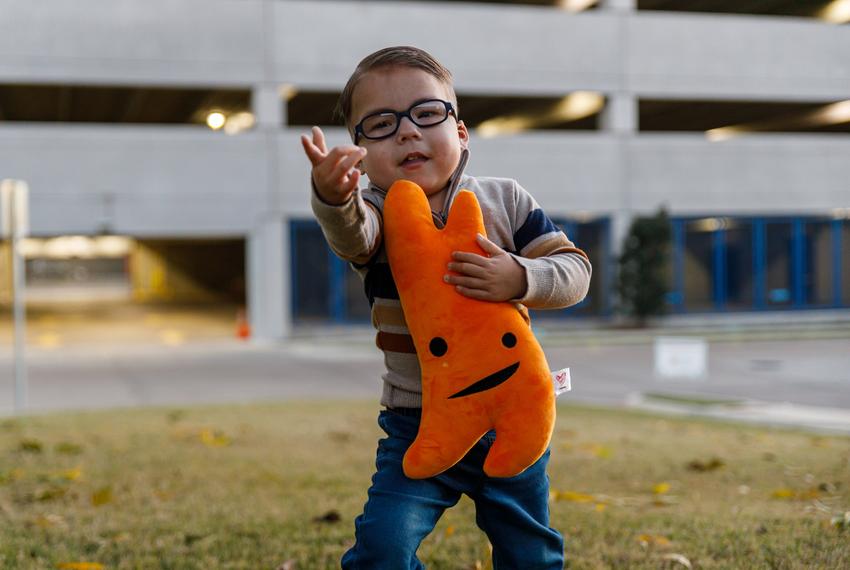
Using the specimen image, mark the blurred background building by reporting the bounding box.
[0,0,849,341]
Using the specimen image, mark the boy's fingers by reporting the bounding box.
[446,262,487,278]
[330,148,366,182]
[444,274,486,289]
[454,285,491,301]
[312,126,328,154]
[324,145,363,166]
[451,251,487,266]
[476,233,504,256]
[342,169,361,194]
[300,135,324,166]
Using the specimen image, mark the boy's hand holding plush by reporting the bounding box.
[445,233,528,302]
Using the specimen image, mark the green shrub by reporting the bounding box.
[617,208,671,325]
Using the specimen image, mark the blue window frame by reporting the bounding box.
[289,219,370,324]
[289,216,612,324]
[532,216,611,319]
[668,215,848,313]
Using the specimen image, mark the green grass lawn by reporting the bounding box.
[1,401,848,569]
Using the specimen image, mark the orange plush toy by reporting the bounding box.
[384,179,556,479]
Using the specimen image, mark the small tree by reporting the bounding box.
[617,208,671,326]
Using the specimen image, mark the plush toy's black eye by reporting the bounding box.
[429,337,448,357]
[501,332,517,348]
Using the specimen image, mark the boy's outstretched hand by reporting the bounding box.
[301,126,366,205]
[445,234,528,302]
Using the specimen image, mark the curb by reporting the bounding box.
[627,392,850,435]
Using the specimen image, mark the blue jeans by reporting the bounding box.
[341,409,564,569]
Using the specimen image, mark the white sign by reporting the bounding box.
[1,179,30,239]
[654,337,708,380]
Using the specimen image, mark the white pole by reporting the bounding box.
[1,180,29,414]
[12,214,27,413]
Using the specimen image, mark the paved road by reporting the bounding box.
[2,332,848,428]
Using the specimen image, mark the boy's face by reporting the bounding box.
[350,66,469,196]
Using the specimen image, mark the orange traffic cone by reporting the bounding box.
[235,309,251,340]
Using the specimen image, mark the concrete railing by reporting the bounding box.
[0,124,268,235]
[1,0,847,101]
[1,124,846,235]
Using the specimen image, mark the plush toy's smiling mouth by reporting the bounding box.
[448,362,520,399]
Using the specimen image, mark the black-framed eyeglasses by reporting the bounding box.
[353,99,457,144]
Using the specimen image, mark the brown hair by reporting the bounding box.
[336,46,456,130]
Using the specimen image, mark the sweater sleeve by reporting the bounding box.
[310,183,382,266]
[508,181,592,309]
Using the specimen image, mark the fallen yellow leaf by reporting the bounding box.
[91,486,113,506]
[591,445,612,458]
[579,443,612,458]
[153,490,173,502]
[771,487,821,501]
[199,429,231,448]
[652,482,671,495]
[61,467,83,481]
[771,488,795,499]
[0,468,25,484]
[552,490,596,503]
[637,533,671,547]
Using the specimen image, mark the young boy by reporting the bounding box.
[301,46,591,569]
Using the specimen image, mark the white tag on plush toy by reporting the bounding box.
[552,368,571,396]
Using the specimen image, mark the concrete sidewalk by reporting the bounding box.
[2,326,849,435]
[625,393,850,435]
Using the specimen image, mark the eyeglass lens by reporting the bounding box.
[360,100,449,140]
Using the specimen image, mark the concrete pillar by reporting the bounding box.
[601,0,636,10]
[602,92,637,262]
[600,42,638,313]
[248,217,289,341]
[252,84,284,129]
[600,93,637,134]
[249,83,289,341]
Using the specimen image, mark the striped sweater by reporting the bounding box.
[311,150,592,409]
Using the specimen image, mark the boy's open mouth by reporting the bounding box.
[400,152,429,167]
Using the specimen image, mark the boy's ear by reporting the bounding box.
[457,120,470,149]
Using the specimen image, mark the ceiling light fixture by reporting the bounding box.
[818,0,850,24]
[558,0,599,12]
[206,111,226,130]
[706,99,850,141]
[476,91,605,138]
